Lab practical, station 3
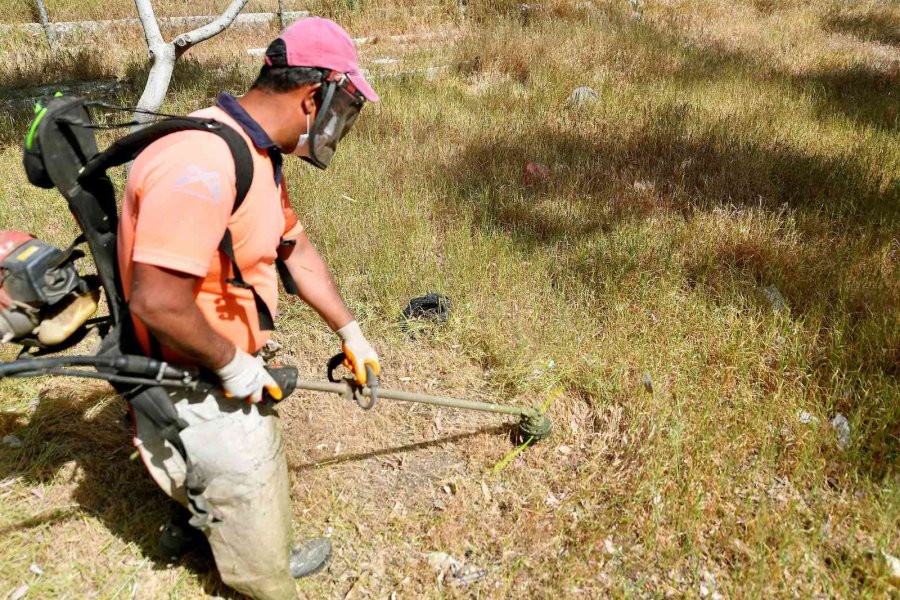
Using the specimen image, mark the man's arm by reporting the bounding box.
[129,263,282,402]
[279,231,354,331]
[279,231,381,384]
[129,263,235,370]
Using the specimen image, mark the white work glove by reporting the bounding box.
[215,347,283,404]
[336,321,381,385]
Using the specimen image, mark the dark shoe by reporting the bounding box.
[157,504,202,562]
[289,537,332,578]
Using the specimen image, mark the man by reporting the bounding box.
[117,18,381,600]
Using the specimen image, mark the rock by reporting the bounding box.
[452,563,488,586]
[760,285,788,312]
[798,411,819,425]
[883,550,900,584]
[831,414,850,449]
[427,551,461,574]
[642,372,653,394]
[523,162,551,187]
[701,570,722,600]
[2,435,23,449]
[566,86,599,107]
[557,445,572,455]
[630,0,644,20]
[29,563,43,576]
[426,552,486,587]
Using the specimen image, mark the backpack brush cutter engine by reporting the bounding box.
[0,230,100,347]
[0,94,551,447]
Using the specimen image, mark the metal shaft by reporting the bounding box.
[293,378,529,418]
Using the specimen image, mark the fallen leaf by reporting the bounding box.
[426,551,461,574]
[9,585,28,600]
[604,537,619,555]
[480,481,492,502]
[523,162,551,187]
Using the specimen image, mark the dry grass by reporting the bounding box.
[1,0,899,597]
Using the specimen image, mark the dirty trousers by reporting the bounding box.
[133,387,297,600]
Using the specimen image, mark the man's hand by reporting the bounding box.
[336,321,380,385]
[215,348,283,404]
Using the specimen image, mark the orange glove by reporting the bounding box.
[336,320,381,385]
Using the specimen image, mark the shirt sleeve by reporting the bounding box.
[280,183,305,241]
[130,134,237,277]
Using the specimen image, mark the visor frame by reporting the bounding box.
[302,71,366,170]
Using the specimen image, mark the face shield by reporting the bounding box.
[302,71,365,170]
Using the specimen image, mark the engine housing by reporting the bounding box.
[0,230,99,346]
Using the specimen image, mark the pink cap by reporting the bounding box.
[266,17,379,102]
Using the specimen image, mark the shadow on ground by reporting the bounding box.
[0,386,240,598]
[624,17,899,131]
[825,9,900,47]
[434,21,898,481]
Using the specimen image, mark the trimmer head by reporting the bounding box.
[517,411,552,442]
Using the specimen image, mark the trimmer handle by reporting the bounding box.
[327,352,378,411]
[364,365,379,411]
[263,365,298,404]
[327,352,346,383]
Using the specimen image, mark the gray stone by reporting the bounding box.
[831,414,850,449]
[567,86,599,107]
[2,435,23,449]
[761,285,788,312]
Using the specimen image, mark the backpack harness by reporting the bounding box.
[23,95,298,527]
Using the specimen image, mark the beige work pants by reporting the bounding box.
[132,387,297,600]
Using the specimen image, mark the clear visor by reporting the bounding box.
[306,77,364,169]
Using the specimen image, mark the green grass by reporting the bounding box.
[1,0,898,597]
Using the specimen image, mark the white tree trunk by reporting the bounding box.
[133,43,176,125]
[132,0,250,127]
[34,0,55,48]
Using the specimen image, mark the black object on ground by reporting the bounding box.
[290,537,332,578]
[401,293,452,324]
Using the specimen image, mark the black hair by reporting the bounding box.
[251,39,325,93]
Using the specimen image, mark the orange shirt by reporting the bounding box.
[117,100,303,362]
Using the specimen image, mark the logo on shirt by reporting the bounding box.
[173,166,222,204]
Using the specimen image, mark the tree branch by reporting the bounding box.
[34,0,55,48]
[133,0,165,53]
[172,0,249,53]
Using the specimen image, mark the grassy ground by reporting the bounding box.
[1,0,898,597]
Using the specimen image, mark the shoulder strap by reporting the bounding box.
[79,117,255,212]
[79,116,276,333]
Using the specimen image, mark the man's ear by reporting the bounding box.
[301,83,322,115]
